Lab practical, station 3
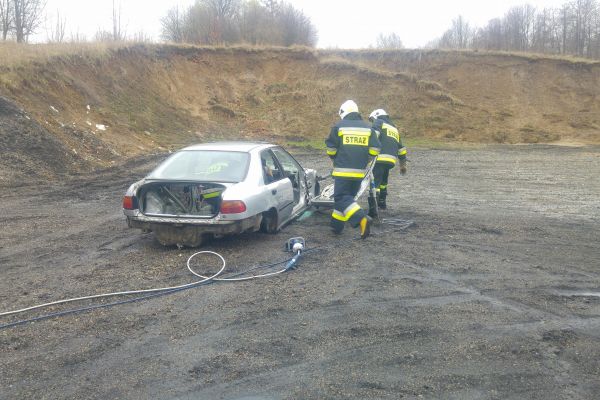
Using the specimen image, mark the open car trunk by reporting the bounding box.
[139,181,226,218]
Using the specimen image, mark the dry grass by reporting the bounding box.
[464,48,600,65]
[318,55,417,82]
[0,42,125,67]
[2,42,598,70]
[320,47,600,66]
[416,79,445,91]
[427,90,464,106]
[0,42,319,69]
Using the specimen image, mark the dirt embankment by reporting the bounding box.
[0,44,599,182]
[0,95,83,185]
[334,49,600,144]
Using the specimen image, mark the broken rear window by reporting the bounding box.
[148,150,250,182]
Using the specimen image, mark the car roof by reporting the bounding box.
[181,141,275,153]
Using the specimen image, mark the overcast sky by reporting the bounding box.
[37,0,568,48]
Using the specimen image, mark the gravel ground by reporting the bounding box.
[1,145,599,399]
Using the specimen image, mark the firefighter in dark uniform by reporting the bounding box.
[325,100,381,238]
[369,108,407,209]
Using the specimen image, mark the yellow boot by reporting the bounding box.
[359,216,372,239]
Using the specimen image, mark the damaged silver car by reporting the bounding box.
[123,142,319,247]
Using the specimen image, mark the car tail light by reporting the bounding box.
[123,195,138,210]
[220,200,247,214]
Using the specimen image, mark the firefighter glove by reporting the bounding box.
[399,160,407,175]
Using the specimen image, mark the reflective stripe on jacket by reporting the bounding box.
[325,112,381,180]
[372,117,406,167]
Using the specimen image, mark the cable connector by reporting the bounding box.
[285,252,302,271]
[284,237,305,271]
[285,237,305,253]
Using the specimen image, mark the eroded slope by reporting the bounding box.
[1,45,599,183]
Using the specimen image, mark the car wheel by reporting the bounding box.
[260,208,279,234]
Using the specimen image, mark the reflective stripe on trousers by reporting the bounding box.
[330,178,365,231]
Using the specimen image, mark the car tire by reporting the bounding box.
[260,208,279,234]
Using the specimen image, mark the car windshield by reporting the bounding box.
[148,150,250,182]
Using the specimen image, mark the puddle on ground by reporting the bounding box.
[554,290,600,298]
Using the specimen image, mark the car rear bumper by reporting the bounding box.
[126,214,262,236]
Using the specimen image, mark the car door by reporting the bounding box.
[271,147,308,218]
[260,150,294,223]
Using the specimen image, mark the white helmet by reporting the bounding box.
[339,100,358,119]
[369,108,388,121]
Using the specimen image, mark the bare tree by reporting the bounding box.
[207,0,241,44]
[46,9,65,43]
[179,0,241,45]
[474,18,504,50]
[13,0,46,42]
[161,0,316,47]
[257,0,281,42]
[182,2,213,44]
[532,8,551,52]
[560,3,570,53]
[239,0,271,45]
[454,15,472,48]
[161,5,185,42]
[439,15,472,49]
[278,2,317,46]
[593,3,600,57]
[111,0,125,41]
[94,0,126,42]
[571,0,598,56]
[132,30,150,43]
[94,29,113,42]
[0,0,12,40]
[69,29,86,43]
[375,32,403,49]
[436,0,600,59]
[573,0,584,54]
[530,7,564,54]
[547,8,564,53]
[207,0,239,19]
[503,6,535,51]
[261,0,279,15]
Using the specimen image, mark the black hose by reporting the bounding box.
[0,248,323,331]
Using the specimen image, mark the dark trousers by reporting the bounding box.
[373,163,393,200]
[330,178,365,233]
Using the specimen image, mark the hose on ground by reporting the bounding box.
[0,248,321,330]
[0,251,227,318]
[0,215,408,330]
